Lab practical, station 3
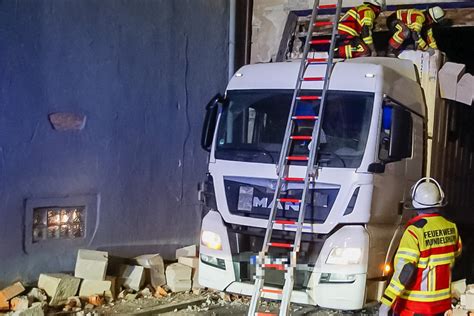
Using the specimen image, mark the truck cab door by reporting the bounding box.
[370,100,416,224]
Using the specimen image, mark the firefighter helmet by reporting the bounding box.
[428,6,445,23]
[364,0,386,10]
[411,177,446,209]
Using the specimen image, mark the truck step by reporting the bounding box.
[256,313,277,316]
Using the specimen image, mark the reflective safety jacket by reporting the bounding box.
[395,9,438,49]
[338,4,377,46]
[381,213,462,315]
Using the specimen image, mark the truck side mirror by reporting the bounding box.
[388,107,412,161]
[201,94,223,151]
[378,105,412,163]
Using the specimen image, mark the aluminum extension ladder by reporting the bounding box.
[247,1,343,315]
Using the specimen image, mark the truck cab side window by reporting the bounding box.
[379,104,413,162]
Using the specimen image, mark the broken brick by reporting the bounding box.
[166,263,192,292]
[154,286,168,298]
[452,279,467,300]
[11,295,29,311]
[74,249,108,281]
[118,265,144,291]
[88,294,104,306]
[79,279,112,298]
[178,256,199,269]
[0,298,9,311]
[27,288,47,303]
[12,302,44,316]
[439,62,466,101]
[38,273,81,306]
[134,254,166,287]
[105,276,118,299]
[175,245,197,259]
[0,281,26,302]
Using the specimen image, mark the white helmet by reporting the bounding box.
[364,0,386,10]
[410,177,446,209]
[428,6,445,23]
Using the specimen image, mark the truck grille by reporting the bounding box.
[224,176,339,223]
[225,223,325,288]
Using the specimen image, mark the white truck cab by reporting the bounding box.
[198,57,426,310]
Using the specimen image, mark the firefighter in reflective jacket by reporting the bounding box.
[379,177,462,316]
[386,6,445,57]
[335,0,385,58]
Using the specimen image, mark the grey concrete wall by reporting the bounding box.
[0,0,228,286]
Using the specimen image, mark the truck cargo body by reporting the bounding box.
[198,58,425,309]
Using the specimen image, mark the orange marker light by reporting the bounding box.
[384,264,391,273]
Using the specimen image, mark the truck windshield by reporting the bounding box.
[215,90,374,168]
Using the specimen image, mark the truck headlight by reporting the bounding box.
[326,247,362,265]
[319,273,356,284]
[201,230,222,250]
[201,254,226,270]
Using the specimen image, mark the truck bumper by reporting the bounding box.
[199,210,369,310]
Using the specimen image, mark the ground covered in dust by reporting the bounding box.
[94,289,379,315]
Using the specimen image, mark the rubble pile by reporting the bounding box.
[0,245,246,315]
[446,279,474,316]
[182,290,252,313]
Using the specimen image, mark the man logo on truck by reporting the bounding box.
[253,197,300,211]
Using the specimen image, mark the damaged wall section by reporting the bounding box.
[0,0,229,286]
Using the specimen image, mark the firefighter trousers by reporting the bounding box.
[386,15,414,54]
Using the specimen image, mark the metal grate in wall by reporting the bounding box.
[32,207,85,243]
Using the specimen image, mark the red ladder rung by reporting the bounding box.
[283,177,305,182]
[307,58,328,63]
[256,313,277,316]
[303,77,324,81]
[261,288,283,294]
[274,219,297,225]
[296,96,321,101]
[318,4,337,9]
[292,115,318,120]
[310,39,331,45]
[268,242,293,249]
[286,156,309,161]
[262,264,286,271]
[314,21,333,27]
[278,198,301,203]
[290,135,312,140]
